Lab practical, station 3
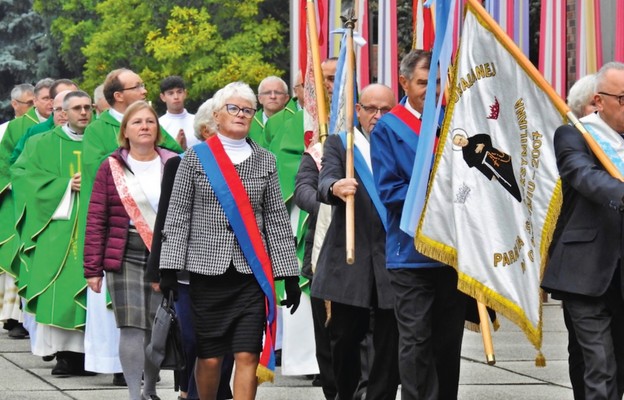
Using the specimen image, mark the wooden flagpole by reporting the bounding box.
[342,7,357,265]
[306,0,329,144]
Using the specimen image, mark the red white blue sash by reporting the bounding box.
[193,136,277,383]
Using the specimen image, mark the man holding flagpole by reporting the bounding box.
[371,49,466,400]
[542,61,624,400]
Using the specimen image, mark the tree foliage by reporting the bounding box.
[0,0,61,121]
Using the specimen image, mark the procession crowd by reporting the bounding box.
[1,48,624,400]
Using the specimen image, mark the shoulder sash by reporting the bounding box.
[108,157,156,249]
[383,105,423,151]
[338,132,387,231]
[193,136,277,382]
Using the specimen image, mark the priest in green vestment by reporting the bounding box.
[10,91,96,375]
[248,76,292,148]
[0,78,54,279]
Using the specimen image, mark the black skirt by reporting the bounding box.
[189,266,265,358]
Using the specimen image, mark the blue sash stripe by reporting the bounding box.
[339,132,388,231]
[383,113,419,151]
[193,142,276,323]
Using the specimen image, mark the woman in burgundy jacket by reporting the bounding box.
[84,100,177,400]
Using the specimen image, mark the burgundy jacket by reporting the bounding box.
[83,147,177,278]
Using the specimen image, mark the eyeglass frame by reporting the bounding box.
[598,91,624,106]
[14,99,35,106]
[223,103,256,119]
[64,104,93,113]
[119,83,146,92]
[358,103,392,115]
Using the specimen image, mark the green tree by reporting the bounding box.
[0,0,61,121]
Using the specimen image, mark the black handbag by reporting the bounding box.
[146,292,186,371]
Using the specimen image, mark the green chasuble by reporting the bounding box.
[248,107,267,148]
[0,107,39,276]
[10,127,86,329]
[263,98,299,149]
[75,110,182,308]
[10,114,55,164]
[268,109,309,296]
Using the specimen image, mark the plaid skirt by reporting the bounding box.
[189,266,265,358]
[106,230,160,330]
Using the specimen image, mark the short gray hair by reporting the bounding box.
[212,81,257,112]
[595,61,624,92]
[193,98,216,140]
[34,78,55,96]
[567,74,595,117]
[63,90,91,110]
[258,76,288,94]
[93,84,105,103]
[11,84,34,101]
[399,50,432,80]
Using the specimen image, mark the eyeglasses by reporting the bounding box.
[53,107,63,113]
[598,92,624,106]
[15,99,34,106]
[358,104,392,115]
[223,104,256,118]
[259,90,287,97]
[65,104,93,113]
[120,83,146,91]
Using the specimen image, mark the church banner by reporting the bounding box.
[416,1,566,358]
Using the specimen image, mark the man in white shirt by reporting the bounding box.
[158,76,198,150]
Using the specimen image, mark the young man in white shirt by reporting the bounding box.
[158,76,198,149]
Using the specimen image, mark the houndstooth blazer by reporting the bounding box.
[159,139,299,279]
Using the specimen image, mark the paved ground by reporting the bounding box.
[0,300,574,399]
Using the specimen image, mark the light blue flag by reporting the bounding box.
[400,0,457,236]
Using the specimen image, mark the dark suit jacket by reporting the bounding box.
[311,134,395,309]
[542,124,624,297]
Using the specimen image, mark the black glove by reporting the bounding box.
[159,269,178,301]
[280,276,301,314]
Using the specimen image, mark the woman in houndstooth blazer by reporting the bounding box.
[158,82,301,400]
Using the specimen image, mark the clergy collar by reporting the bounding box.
[109,107,124,122]
[62,124,84,141]
[35,109,47,123]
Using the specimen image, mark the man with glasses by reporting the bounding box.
[542,61,624,400]
[158,75,198,150]
[310,83,400,400]
[0,83,33,339]
[249,76,293,148]
[0,78,55,340]
[12,90,96,376]
[11,79,78,164]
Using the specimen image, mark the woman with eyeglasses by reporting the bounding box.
[84,100,178,400]
[158,81,301,400]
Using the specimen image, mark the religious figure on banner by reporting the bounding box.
[452,128,522,202]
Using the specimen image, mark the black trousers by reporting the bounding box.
[327,301,399,400]
[389,267,466,400]
[311,295,338,400]
[562,272,624,400]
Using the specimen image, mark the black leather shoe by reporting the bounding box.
[113,373,127,386]
[51,358,71,376]
[8,323,29,339]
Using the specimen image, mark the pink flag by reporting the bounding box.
[378,0,398,96]
[617,0,624,62]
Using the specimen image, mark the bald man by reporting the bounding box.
[310,84,400,400]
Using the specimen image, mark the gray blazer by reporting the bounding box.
[159,140,299,279]
[542,124,624,297]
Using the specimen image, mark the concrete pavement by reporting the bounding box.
[0,300,574,399]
